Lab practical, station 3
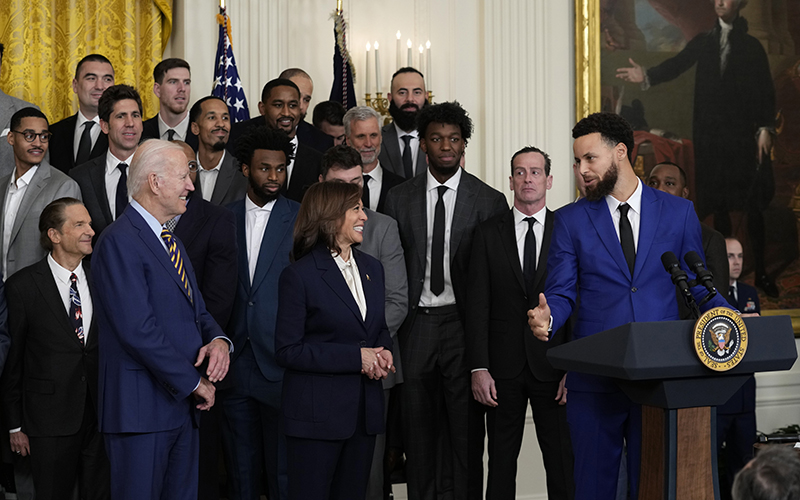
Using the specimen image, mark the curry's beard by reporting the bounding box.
[389,99,428,132]
[584,160,619,201]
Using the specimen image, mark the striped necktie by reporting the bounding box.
[160,228,193,303]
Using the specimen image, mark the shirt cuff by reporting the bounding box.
[213,336,234,353]
[471,368,488,373]
[9,428,20,434]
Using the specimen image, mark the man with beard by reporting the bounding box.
[384,102,507,500]
[279,68,334,154]
[141,58,198,150]
[221,126,299,500]
[527,112,731,500]
[189,96,247,206]
[228,79,322,202]
[343,106,404,213]
[379,68,428,179]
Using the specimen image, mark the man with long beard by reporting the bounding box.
[378,68,429,179]
[527,112,731,500]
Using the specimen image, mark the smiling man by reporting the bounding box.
[379,67,429,179]
[69,84,143,246]
[384,101,507,500]
[221,126,299,500]
[142,58,197,149]
[279,67,334,154]
[49,55,115,173]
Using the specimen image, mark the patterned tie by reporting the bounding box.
[116,163,128,219]
[165,217,178,233]
[69,273,84,346]
[75,121,94,165]
[401,135,414,178]
[160,228,193,303]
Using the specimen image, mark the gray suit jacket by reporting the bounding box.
[0,160,82,278]
[0,91,39,180]
[357,208,408,388]
[194,151,247,206]
[378,123,427,179]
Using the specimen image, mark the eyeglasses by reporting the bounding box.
[188,161,199,173]
[11,130,52,143]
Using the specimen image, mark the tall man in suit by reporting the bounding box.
[141,58,197,149]
[384,101,508,500]
[92,140,231,500]
[528,112,732,500]
[189,96,247,206]
[0,44,41,180]
[2,198,110,499]
[229,79,322,202]
[319,144,408,500]
[2,108,82,279]
[466,146,574,500]
[344,106,404,214]
[279,68,334,154]
[69,85,143,246]
[221,126,298,500]
[719,236,759,498]
[49,54,115,173]
[378,68,429,179]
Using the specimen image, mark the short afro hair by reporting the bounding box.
[572,112,634,163]
[416,101,473,142]
[235,126,295,171]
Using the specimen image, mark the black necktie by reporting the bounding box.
[75,121,94,165]
[362,174,371,209]
[167,129,176,141]
[728,285,737,308]
[618,203,635,276]
[401,135,414,179]
[523,217,537,290]
[431,186,447,296]
[69,273,84,346]
[116,163,128,219]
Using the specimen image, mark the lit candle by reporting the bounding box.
[418,45,424,76]
[407,39,412,67]
[396,31,402,70]
[366,43,372,94]
[374,42,382,92]
[426,41,432,91]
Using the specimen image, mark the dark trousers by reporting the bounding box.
[402,307,469,500]
[485,367,574,500]
[567,390,641,500]
[198,399,223,500]
[104,414,199,500]
[365,388,390,500]
[220,341,287,500]
[29,401,110,500]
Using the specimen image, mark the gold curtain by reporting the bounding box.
[0,0,172,123]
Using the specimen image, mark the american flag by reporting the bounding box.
[213,8,250,122]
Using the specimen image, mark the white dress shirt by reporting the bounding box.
[729,281,738,303]
[286,136,300,188]
[157,113,190,141]
[104,151,135,220]
[244,195,276,283]
[47,253,93,342]
[394,123,420,175]
[513,205,546,270]
[605,179,643,251]
[73,111,101,162]
[334,251,367,320]
[197,150,226,202]
[2,165,38,279]
[419,167,461,307]
[363,163,384,210]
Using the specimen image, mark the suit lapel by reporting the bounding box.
[315,246,365,325]
[251,197,293,294]
[232,201,251,294]
[499,210,526,293]
[634,186,660,279]
[32,259,82,347]
[210,153,235,205]
[532,210,554,291]
[409,177,428,273]
[381,125,401,174]
[587,198,631,280]
[450,173,477,261]
[10,163,49,245]
[354,249,377,330]
[88,157,113,225]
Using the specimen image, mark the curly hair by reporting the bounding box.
[572,112,634,163]
[292,182,362,261]
[416,101,473,142]
[235,126,295,171]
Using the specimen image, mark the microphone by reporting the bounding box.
[684,251,717,296]
[661,252,691,296]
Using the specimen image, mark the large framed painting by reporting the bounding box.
[576,0,800,326]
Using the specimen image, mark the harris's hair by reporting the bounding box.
[39,197,84,251]
[572,112,634,163]
[292,182,361,261]
[511,146,552,176]
[417,101,473,142]
[98,85,142,123]
[234,126,295,171]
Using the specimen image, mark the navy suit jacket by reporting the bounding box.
[275,245,392,440]
[227,195,299,382]
[92,203,226,433]
[546,184,731,392]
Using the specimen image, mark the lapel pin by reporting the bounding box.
[366,274,371,281]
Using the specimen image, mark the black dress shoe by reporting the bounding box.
[756,274,780,298]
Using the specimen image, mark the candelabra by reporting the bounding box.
[365,91,435,125]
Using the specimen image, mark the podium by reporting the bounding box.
[547,316,797,500]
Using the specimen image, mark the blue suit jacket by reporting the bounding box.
[227,195,299,382]
[546,184,731,392]
[92,204,226,433]
[275,245,392,440]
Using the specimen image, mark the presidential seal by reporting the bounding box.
[693,307,748,371]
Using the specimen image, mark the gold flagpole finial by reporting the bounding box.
[220,0,225,9]
[336,0,342,13]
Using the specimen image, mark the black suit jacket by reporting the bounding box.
[465,209,567,382]
[374,167,405,214]
[296,120,333,154]
[378,123,427,179]
[141,115,199,150]
[1,258,99,436]
[194,152,248,206]
[284,142,322,203]
[384,170,508,331]
[49,114,108,173]
[69,155,114,246]
[174,197,238,331]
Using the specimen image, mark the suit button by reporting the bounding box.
[81,376,85,382]
[360,341,366,347]
[631,287,638,292]
[411,305,417,310]
[248,302,254,306]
